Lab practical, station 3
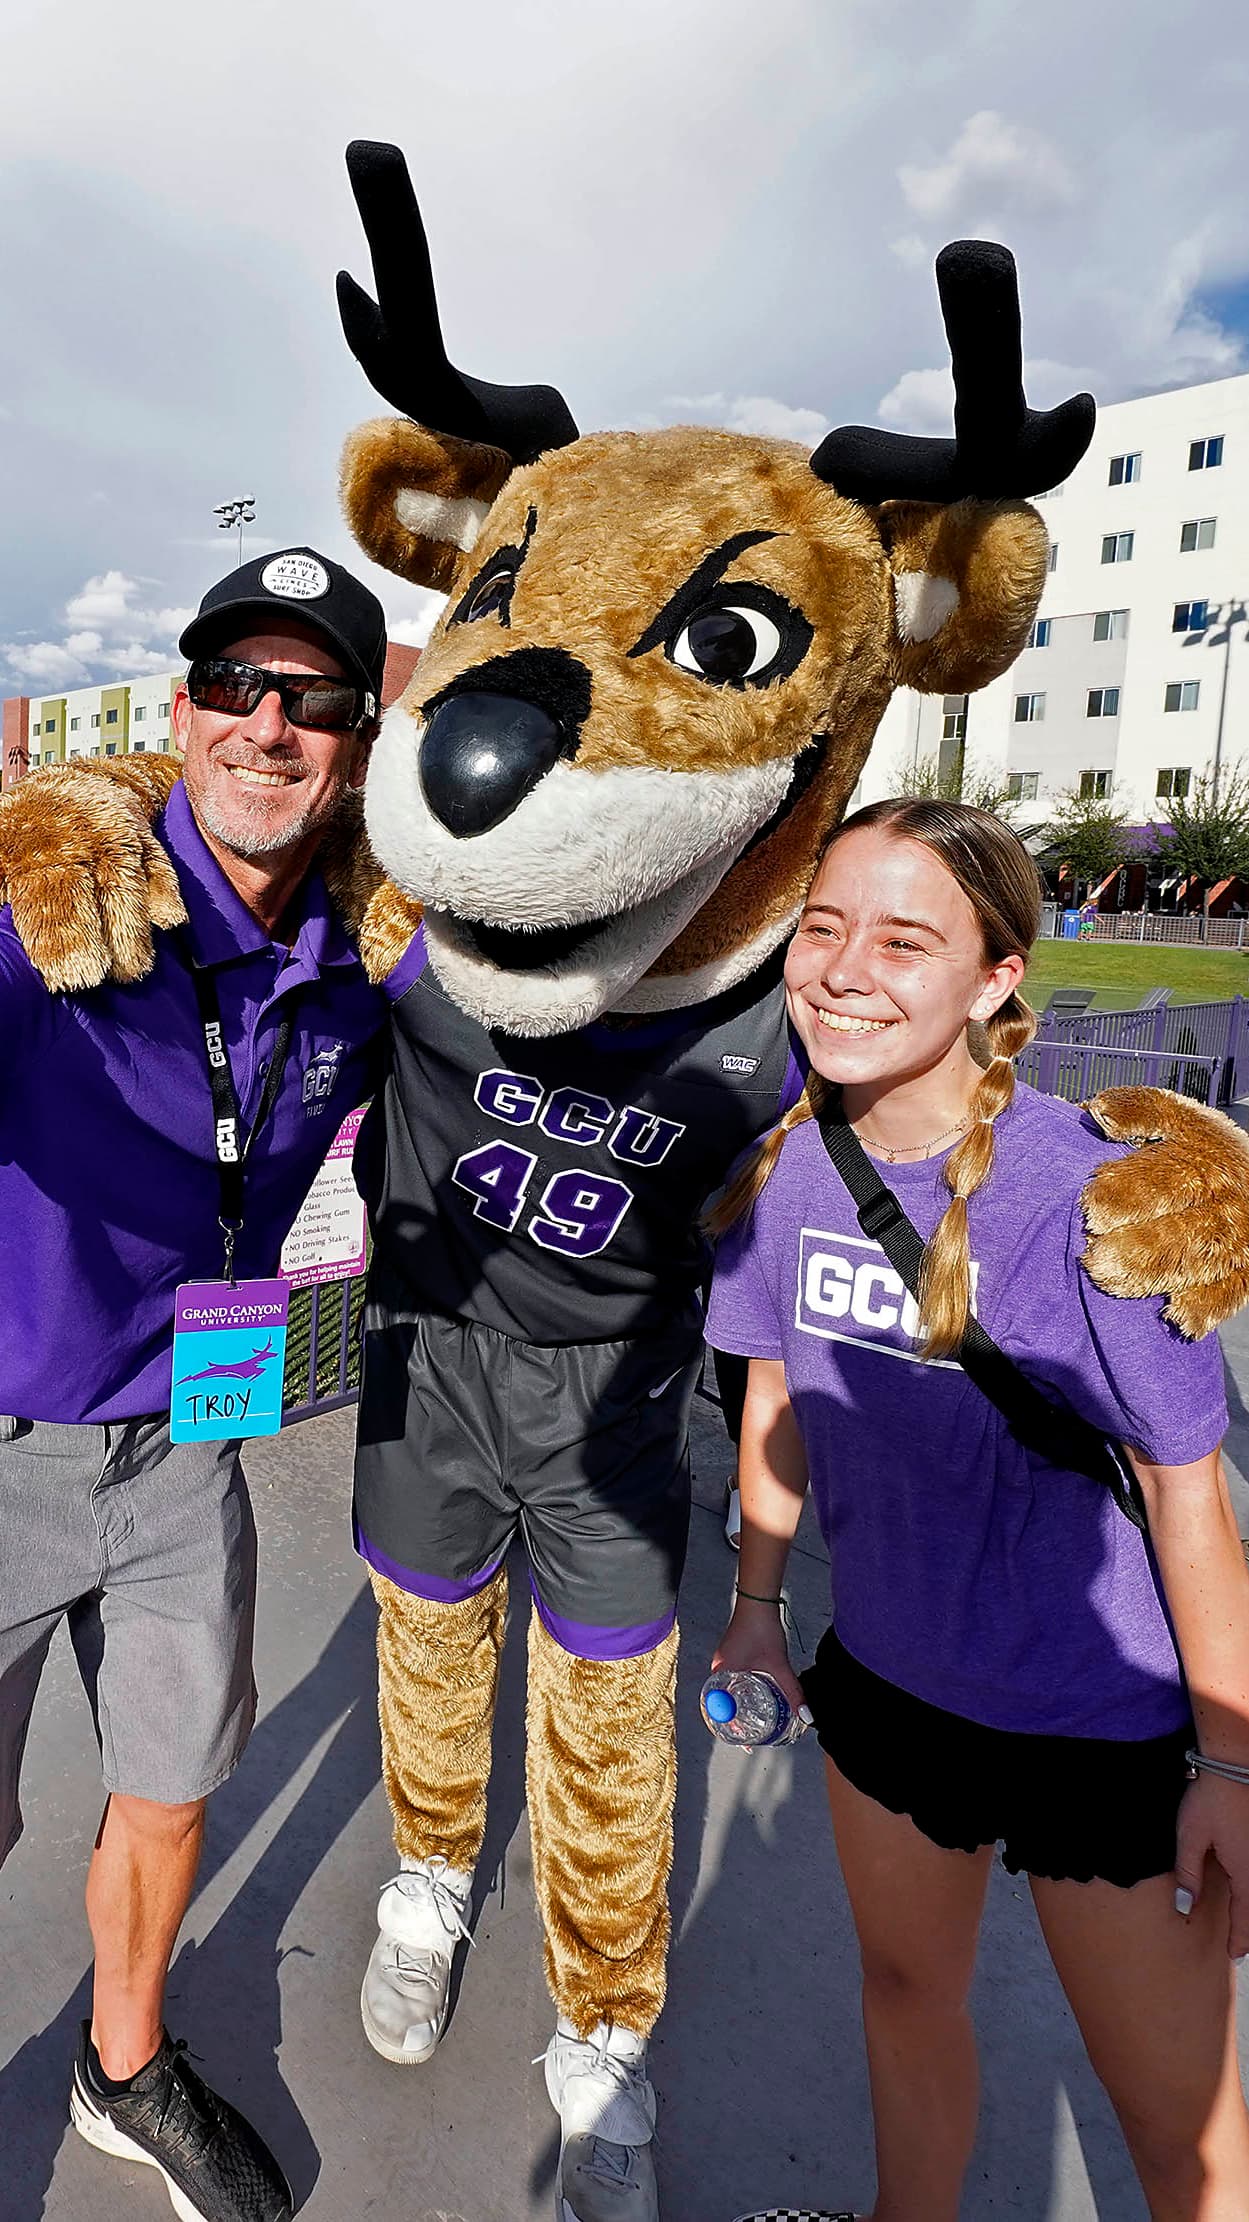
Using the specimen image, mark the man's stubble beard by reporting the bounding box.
[187,761,355,860]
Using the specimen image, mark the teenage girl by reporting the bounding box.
[710,798,1249,2222]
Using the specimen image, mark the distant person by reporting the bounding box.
[0,548,392,2222]
[711,800,1249,2222]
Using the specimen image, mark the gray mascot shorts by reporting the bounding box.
[352,1308,703,1660]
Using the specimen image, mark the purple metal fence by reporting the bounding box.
[1036,996,1247,1103]
[1019,1037,1221,1106]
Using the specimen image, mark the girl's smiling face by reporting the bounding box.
[783,826,1025,1090]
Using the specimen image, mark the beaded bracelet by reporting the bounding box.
[1185,1748,1249,1787]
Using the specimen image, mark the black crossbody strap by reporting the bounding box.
[816,1097,1146,1528]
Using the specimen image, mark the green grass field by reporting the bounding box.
[1025,940,1249,1009]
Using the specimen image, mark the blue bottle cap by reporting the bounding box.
[704,1687,737,1724]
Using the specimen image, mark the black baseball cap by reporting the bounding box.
[180,546,387,708]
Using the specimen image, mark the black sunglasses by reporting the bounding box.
[187,658,377,733]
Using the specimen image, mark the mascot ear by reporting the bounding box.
[339,417,513,592]
[880,497,1050,696]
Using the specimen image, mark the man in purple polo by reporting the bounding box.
[0,548,391,2222]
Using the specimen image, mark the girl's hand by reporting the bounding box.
[710,1599,811,1728]
[1174,1774,1249,1960]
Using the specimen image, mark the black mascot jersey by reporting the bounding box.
[358,931,799,1347]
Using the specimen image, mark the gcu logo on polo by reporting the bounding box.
[204,1021,228,1071]
[796,1228,978,1367]
[302,1041,345,1110]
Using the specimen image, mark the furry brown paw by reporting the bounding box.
[0,764,186,991]
[1082,1085,1249,1338]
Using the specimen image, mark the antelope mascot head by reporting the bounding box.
[338,140,1094,1037]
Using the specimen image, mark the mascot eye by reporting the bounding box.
[670,604,783,683]
[464,568,514,623]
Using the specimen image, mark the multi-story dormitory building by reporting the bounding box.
[861,369,1249,849]
[1,646,422,792]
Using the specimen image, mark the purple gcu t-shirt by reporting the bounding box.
[707,1085,1227,1740]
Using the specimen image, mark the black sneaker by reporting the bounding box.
[70,2023,293,2222]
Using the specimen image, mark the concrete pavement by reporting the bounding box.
[2,1339,1247,2222]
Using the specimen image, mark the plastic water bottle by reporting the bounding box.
[700,1669,796,1749]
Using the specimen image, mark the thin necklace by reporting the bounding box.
[854,1114,969,1164]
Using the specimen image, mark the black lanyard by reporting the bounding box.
[185,946,296,1282]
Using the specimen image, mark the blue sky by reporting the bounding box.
[3,0,1249,689]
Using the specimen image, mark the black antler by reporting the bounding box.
[337,141,579,466]
[810,240,1094,504]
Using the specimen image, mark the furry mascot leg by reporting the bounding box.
[526,1610,678,2040]
[373,1566,507,1868]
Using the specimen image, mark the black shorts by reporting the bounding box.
[801,1626,1193,1889]
[352,1302,703,1661]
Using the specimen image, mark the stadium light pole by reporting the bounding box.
[213,497,256,569]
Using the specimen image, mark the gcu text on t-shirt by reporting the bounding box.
[707,1085,1227,1740]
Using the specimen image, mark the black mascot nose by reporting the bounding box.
[417,647,594,839]
[419,692,566,838]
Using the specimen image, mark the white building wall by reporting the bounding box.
[858,369,1249,822]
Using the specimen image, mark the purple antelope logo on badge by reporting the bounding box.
[170,1278,290,1443]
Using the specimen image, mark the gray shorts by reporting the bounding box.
[0,1414,257,1865]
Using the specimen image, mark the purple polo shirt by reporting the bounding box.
[708,1086,1228,1740]
[0,782,388,1421]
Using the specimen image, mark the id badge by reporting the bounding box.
[170,1279,290,1443]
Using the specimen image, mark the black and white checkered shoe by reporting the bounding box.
[732,2210,856,2220]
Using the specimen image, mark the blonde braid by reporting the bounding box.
[918,994,1037,1357]
[706,1072,828,1237]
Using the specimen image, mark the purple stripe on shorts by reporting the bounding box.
[777,1025,809,1116]
[382,922,429,1004]
[353,1514,503,1602]
[529,1574,675,1661]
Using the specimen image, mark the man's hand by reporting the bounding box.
[0,759,184,991]
[1083,1086,1249,1339]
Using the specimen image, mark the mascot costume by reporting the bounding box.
[6,142,1249,2222]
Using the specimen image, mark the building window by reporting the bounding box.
[1156,767,1192,800]
[1101,531,1134,563]
[1014,692,1046,723]
[1006,771,1039,802]
[1047,542,1059,573]
[1109,451,1141,485]
[1092,608,1129,641]
[159,702,170,719]
[1164,680,1200,712]
[45,716,56,734]
[1180,517,1216,552]
[1173,600,1208,633]
[1087,687,1121,718]
[91,713,100,728]
[105,742,117,756]
[1189,435,1224,471]
[1080,769,1112,799]
[941,692,967,743]
[133,704,146,722]
[133,741,145,752]
[1027,618,1051,649]
[70,716,80,731]
[31,723,40,738]
[105,708,118,725]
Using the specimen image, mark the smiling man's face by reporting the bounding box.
[174,624,370,862]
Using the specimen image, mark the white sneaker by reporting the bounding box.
[359,1857,474,2065]
[544,2019,658,2222]
[724,1478,741,1550]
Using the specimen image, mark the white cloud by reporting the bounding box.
[878,356,1094,434]
[898,110,1078,227]
[3,640,94,687]
[2,569,191,691]
[662,392,831,444]
[388,592,446,652]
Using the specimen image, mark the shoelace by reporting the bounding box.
[152,2041,221,2154]
[386,1857,476,1983]
[538,2029,654,2179]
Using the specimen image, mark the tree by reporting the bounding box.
[1154,763,1249,923]
[1041,786,1134,905]
[891,749,1019,819]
